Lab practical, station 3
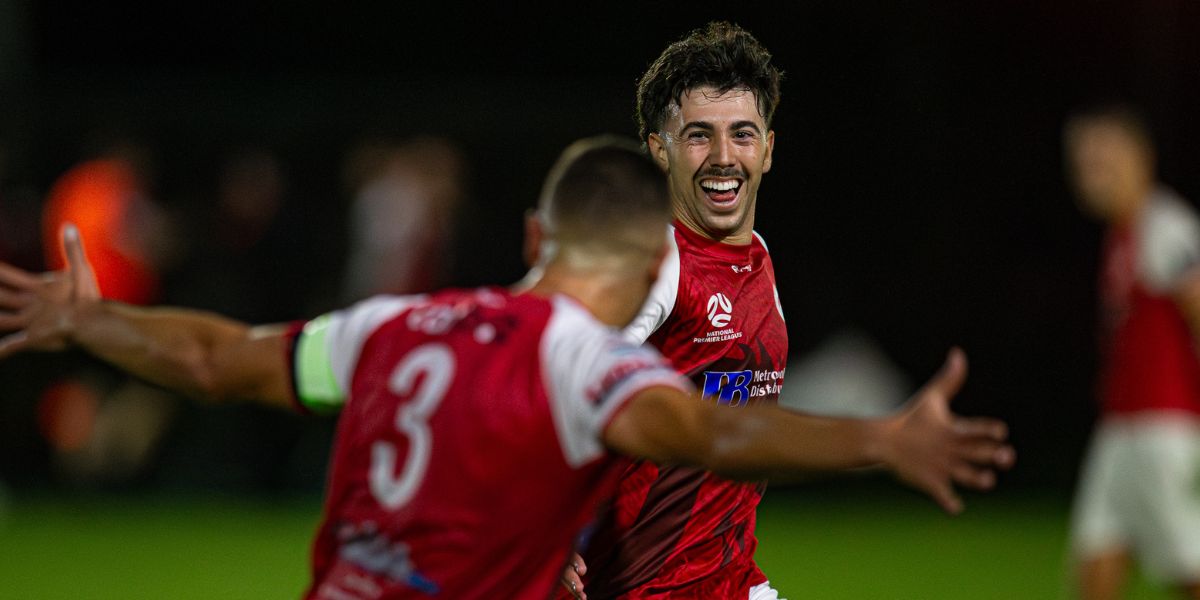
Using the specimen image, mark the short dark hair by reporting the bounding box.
[538,135,669,252]
[636,22,783,141]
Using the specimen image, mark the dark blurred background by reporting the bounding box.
[1,0,1198,494]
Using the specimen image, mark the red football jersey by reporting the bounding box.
[287,288,689,599]
[575,222,789,598]
[1099,189,1200,418]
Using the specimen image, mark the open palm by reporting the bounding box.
[885,348,1015,514]
[0,224,101,358]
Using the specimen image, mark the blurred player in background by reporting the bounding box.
[41,140,170,306]
[170,148,298,322]
[0,136,1012,599]
[1065,105,1200,600]
[160,147,327,491]
[340,136,465,303]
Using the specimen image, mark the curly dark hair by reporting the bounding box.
[636,22,783,142]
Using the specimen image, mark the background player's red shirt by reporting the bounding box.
[287,288,689,599]
[576,223,789,599]
[1099,189,1200,418]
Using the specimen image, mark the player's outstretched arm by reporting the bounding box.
[604,348,1015,514]
[0,224,293,409]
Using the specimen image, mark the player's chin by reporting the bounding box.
[699,207,748,236]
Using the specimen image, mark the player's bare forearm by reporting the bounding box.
[637,399,1008,491]
[606,387,881,476]
[708,405,894,476]
[0,223,294,411]
[607,349,1015,513]
[71,301,293,408]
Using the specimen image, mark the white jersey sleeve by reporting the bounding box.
[1139,188,1200,293]
[623,226,680,344]
[542,295,691,467]
[292,294,427,414]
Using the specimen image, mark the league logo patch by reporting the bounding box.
[695,292,742,343]
[706,293,733,328]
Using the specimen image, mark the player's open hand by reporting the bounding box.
[0,223,101,359]
[881,347,1015,514]
[559,552,587,600]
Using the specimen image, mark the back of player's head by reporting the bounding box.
[537,135,669,265]
[636,21,783,141]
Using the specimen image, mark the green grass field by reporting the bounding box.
[0,482,1173,599]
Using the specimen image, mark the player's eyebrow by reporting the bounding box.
[678,120,763,135]
[730,120,763,134]
[679,120,715,134]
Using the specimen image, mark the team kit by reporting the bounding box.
[14,17,1199,600]
[0,20,1016,600]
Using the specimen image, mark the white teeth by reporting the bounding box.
[701,180,739,191]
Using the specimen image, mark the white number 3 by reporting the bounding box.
[370,343,455,510]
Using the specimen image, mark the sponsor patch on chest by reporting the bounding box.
[700,368,786,406]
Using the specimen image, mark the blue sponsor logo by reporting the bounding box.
[337,523,440,595]
[700,370,753,406]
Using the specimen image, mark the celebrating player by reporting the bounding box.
[1,136,1011,600]
[1064,105,1200,600]
[561,22,1015,600]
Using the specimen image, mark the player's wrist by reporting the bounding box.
[863,414,901,470]
[63,298,104,347]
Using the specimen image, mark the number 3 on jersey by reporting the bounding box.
[370,343,455,510]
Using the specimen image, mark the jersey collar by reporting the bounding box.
[672,219,757,261]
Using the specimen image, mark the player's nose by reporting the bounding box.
[708,133,736,167]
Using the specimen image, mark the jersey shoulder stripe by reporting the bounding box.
[544,295,689,467]
[751,230,769,251]
[623,226,681,344]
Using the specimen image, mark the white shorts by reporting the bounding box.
[1070,413,1200,583]
[749,581,786,600]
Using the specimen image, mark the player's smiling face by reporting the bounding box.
[648,85,774,245]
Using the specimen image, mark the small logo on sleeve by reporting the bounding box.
[585,350,662,405]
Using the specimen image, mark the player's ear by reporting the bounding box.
[647,133,669,172]
[523,209,543,267]
[763,130,775,174]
